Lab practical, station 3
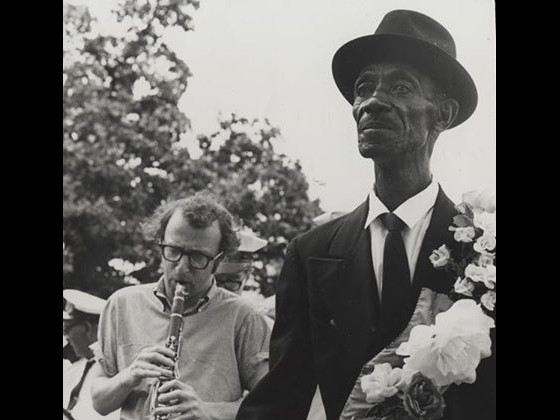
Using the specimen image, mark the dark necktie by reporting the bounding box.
[379,213,412,340]
[67,358,95,411]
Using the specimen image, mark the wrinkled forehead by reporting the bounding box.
[356,62,439,90]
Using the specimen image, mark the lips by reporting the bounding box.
[172,278,192,291]
[359,120,394,130]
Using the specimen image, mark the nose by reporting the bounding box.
[354,89,392,121]
[175,257,193,275]
[362,91,391,113]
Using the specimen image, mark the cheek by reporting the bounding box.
[410,102,437,126]
[190,269,213,287]
[352,102,361,122]
[161,261,173,275]
[68,330,85,347]
[66,330,77,343]
[402,106,432,131]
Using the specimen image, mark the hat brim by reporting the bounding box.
[332,34,478,128]
[215,261,251,275]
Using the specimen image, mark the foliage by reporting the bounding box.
[185,114,322,297]
[63,1,321,299]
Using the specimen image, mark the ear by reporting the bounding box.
[434,98,459,132]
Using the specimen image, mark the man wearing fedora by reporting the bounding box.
[236,9,495,420]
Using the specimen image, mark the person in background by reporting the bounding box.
[63,289,120,420]
[215,230,268,295]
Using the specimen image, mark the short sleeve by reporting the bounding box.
[235,310,271,391]
[95,294,119,377]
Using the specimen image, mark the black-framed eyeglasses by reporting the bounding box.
[216,279,244,292]
[158,243,223,270]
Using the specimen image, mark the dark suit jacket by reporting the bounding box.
[236,187,495,420]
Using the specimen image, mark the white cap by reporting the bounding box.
[313,211,347,226]
[63,289,107,319]
[237,231,267,253]
[215,261,252,275]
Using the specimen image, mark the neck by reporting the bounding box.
[373,159,432,211]
[165,281,213,312]
[183,292,208,312]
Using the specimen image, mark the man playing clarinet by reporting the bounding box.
[90,192,271,420]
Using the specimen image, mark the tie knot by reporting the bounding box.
[381,213,406,232]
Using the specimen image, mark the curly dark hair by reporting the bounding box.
[143,191,240,256]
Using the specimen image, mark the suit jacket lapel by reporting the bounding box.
[412,186,458,295]
[309,200,379,362]
[309,187,458,362]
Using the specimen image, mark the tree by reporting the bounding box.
[63,0,199,297]
[167,114,322,297]
[63,1,322,299]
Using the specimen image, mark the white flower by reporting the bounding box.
[465,264,485,283]
[455,202,471,215]
[397,299,494,387]
[477,253,495,267]
[462,190,496,213]
[473,211,496,237]
[429,245,451,268]
[436,299,495,337]
[360,363,411,403]
[454,277,475,296]
[451,226,476,243]
[482,265,496,289]
[481,291,496,311]
[473,234,496,253]
[465,263,495,289]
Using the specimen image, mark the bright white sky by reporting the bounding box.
[67,0,496,212]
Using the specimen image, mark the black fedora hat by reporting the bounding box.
[332,9,478,128]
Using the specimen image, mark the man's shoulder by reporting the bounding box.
[107,282,156,304]
[293,211,351,254]
[213,288,270,323]
[215,288,262,313]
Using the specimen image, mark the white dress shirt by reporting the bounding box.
[63,343,121,420]
[364,180,439,301]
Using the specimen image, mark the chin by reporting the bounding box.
[358,141,385,160]
[178,281,194,293]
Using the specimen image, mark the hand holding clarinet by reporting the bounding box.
[121,283,183,391]
[148,284,213,420]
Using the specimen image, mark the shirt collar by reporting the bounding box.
[364,179,439,230]
[153,276,217,315]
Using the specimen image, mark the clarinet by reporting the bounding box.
[150,283,187,420]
